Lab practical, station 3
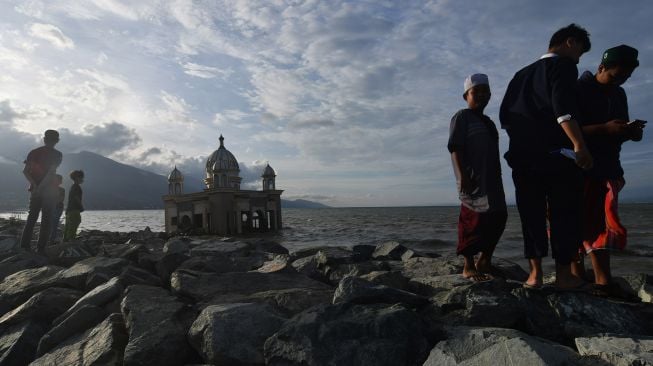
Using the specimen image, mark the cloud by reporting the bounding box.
[29,23,74,49]
[56,122,141,155]
[182,62,232,79]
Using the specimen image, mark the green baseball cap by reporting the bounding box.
[601,44,639,68]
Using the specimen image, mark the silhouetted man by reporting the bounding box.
[20,129,62,254]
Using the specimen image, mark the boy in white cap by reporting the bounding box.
[447,74,507,282]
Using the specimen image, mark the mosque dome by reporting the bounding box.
[168,166,184,182]
[206,135,240,175]
[262,164,276,177]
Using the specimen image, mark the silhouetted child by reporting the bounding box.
[49,174,65,244]
[448,74,507,282]
[64,170,84,241]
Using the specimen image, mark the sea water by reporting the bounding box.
[3,204,652,275]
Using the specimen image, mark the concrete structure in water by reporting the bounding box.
[162,135,283,235]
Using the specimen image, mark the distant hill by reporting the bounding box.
[281,199,330,209]
[0,151,329,210]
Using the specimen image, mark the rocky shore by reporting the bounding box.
[0,218,652,365]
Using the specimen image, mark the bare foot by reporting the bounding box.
[462,269,493,282]
[475,257,492,273]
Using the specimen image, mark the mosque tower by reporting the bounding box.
[204,135,242,190]
[262,164,276,191]
[167,166,184,195]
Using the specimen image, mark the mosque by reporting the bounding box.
[162,135,283,235]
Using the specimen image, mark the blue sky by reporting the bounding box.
[0,0,651,206]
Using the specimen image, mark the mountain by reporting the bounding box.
[281,199,331,209]
[0,151,329,210]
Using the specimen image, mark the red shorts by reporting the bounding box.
[457,205,507,256]
[582,177,627,253]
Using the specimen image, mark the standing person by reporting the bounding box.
[500,24,593,290]
[448,74,508,282]
[49,174,65,244]
[20,129,63,254]
[64,170,85,241]
[574,45,644,298]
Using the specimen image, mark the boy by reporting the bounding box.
[64,170,84,241]
[500,24,593,290]
[574,45,644,298]
[448,74,507,282]
[20,129,62,253]
[49,174,65,244]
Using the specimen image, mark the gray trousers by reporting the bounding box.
[20,190,56,252]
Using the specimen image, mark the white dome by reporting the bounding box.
[206,135,240,176]
[168,166,184,182]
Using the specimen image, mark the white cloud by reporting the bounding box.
[29,23,74,49]
[182,62,232,79]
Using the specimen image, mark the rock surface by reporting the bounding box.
[575,333,653,366]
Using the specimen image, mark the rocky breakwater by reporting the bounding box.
[0,218,652,365]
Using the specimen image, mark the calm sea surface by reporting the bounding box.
[3,204,652,275]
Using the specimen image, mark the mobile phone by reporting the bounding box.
[628,119,647,126]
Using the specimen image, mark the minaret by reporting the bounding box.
[168,166,184,195]
[262,163,276,191]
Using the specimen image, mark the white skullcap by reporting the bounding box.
[464,73,489,94]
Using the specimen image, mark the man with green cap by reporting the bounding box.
[573,44,645,300]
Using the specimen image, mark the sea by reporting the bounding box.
[2,204,652,276]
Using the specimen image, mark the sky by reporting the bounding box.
[1,0,651,207]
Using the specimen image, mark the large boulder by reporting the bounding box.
[190,240,250,257]
[321,260,392,285]
[240,288,335,317]
[0,237,17,255]
[37,304,108,357]
[372,241,412,261]
[0,252,48,281]
[30,313,128,366]
[0,265,65,316]
[513,288,650,345]
[575,333,653,366]
[55,257,129,290]
[246,239,289,255]
[120,285,194,366]
[163,237,191,255]
[264,303,432,366]
[53,277,124,327]
[314,247,360,266]
[423,326,586,366]
[171,270,332,304]
[0,288,82,330]
[178,254,266,274]
[0,321,46,366]
[332,275,429,307]
[188,303,286,365]
[615,273,653,303]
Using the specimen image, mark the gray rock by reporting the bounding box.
[179,254,266,274]
[55,257,129,290]
[0,287,81,329]
[409,274,472,297]
[0,252,49,281]
[241,288,335,317]
[372,241,411,260]
[333,275,429,307]
[289,246,339,261]
[424,326,584,366]
[246,239,289,255]
[163,238,190,255]
[118,265,162,287]
[0,237,17,254]
[264,303,431,366]
[0,265,65,316]
[323,260,392,285]
[615,273,653,303]
[190,240,249,257]
[290,255,321,280]
[37,304,107,356]
[0,321,45,366]
[188,303,286,365]
[121,285,193,366]
[513,288,649,344]
[30,313,128,366]
[171,270,332,304]
[155,252,190,284]
[351,244,377,261]
[434,279,525,329]
[360,270,411,290]
[402,256,461,279]
[575,333,653,366]
[257,255,295,273]
[315,247,359,266]
[53,277,124,327]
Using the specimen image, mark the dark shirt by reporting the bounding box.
[576,71,629,179]
[448,109,506,212]
[67,183,84,212]
[500,55,580,167]
[24,146,62,191]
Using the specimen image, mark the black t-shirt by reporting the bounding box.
[67,183,84,212]
[500,55,580,167]
[577,71,629,179]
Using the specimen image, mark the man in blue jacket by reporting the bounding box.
[500,24,593,290]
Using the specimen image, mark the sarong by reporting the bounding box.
[582,177,627,253]
[457,205,507,256]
